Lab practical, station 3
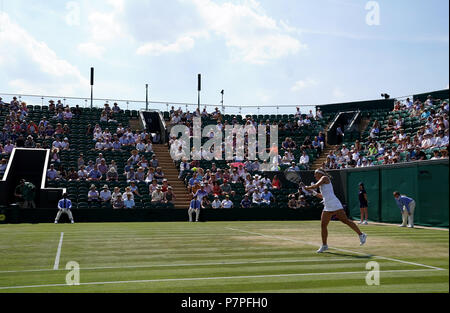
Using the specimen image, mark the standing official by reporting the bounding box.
[358,183,369,225]
[55,193,74,224]
[393,191,415,228]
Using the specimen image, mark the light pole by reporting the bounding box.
[90,67,94,109]
[146,84,149,111]
[220,89,224,113]
[197,74,201,111]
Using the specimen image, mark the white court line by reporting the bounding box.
[225,227,446,271]
[375,255,447,271]
[352,220,449,231]
[0,257,367,274]
[0,268,440,290]
[53,232,64,270]
[0,230,234,235]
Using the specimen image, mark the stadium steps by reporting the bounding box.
[310,145,339,170]
[128,117,142,131]
[311,118,338,170]
[359,117,371,133]
[152,144,191,209]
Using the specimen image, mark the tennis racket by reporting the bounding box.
[283,169,318,196]
[284,169,305,188]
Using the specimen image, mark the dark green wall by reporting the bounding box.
[2,161,447,228]
[347,169,381,222]
[346,160,449,227]
[0,206,322,224]
[317,99,395,114]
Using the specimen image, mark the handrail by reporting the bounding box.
[40,148,51,190]
[0,91,315,109]
[1,147,17,182]
[328,111,344,131]
[2,89,447,111]
[139,111,147,130]
[345,111,361,132]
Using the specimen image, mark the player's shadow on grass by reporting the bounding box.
[325,251,373,259]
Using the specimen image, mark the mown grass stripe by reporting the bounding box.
[0,257,373,274]
[0,221,447,292]
[1,264,444,290]
[226,227,446,270]
[0,269,440,290]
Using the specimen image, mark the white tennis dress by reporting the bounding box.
[319,181,344,212]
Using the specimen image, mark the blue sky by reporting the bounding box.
[0,0,448,114]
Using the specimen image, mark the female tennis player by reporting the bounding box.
[303,168,367,253]
[358,182,369,225]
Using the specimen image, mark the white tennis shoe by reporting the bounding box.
[359,233,367,246]
[316,245,329,253]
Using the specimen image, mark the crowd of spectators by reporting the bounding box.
[2,94,448,210]
[166,105,327,209]
[168,106,324,168]
[0,97,82,177]
[83,180,176,209]
[0,96,174,207]
[44,108,178,207]
[0,97,94,154]
[184,166,280,209]
[322,96,449,169]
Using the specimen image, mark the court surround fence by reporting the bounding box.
[0,159,447,227]
[345,159,449,228]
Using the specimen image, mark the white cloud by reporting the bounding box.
[291,78,318,92]
[137,35,196,56]
[77,42,106,59]
[187,0,306,64]
[0,12,88,95]
[106,0,125,11]
[88,11,124,43]
[77,0,129,59]
[129,0,305,63]
[65,1,81,27]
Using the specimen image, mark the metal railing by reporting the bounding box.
[346,111,361,132]
[0,92,316,116]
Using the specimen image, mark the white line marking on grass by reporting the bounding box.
[53,232,64,270]
[374,256,446,271]
[351,220,449,231]
[0,258,362,274]
[0,268,441,290]
[225,227,446,271]
[0,230,236,235]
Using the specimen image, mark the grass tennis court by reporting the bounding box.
[0,221,448,293]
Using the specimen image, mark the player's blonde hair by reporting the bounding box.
[315,168,332,180]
